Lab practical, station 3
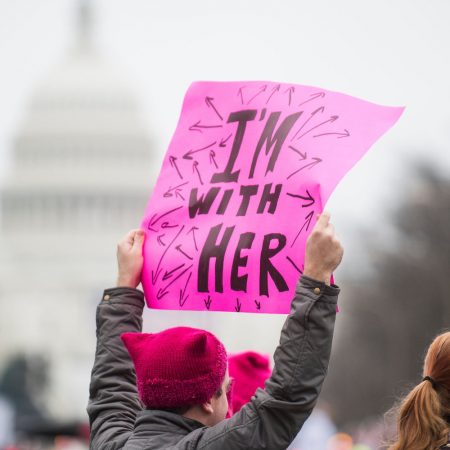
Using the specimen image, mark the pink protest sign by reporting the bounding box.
[141,81,403,314]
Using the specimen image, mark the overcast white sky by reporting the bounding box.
[0,0,449,259]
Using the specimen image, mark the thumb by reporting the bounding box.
[133,230,145,247]
[315,211,330,229]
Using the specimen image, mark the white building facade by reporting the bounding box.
[0,3,156,420]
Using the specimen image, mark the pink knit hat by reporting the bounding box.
[121,327,227,409]
[228,351,272,413]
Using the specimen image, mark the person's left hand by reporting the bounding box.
[116,229,145,288]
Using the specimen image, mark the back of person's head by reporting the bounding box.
[389,331,450,450]
[228,351,271,414]
[121,327,227,412]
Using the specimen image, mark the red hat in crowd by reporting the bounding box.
[121,327,227,409]
[228,351,272,413]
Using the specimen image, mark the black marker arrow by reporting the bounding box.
[205,97,223,121]
[247,84,267,105]
[148,206,183,232]
[235,298,242,312]
[266,84,281,104]
[219,133,232,147]
[188,226,199,251]
[175,244,193,260]
[298,91,326,107]
[189,121,222,133]
[162,263,186,281]
[295,115,339,141]
[151,270,161,287]
[183,141,216,160]
[163,188,185,201]
[157,265,192,300]
[179,272,192,307]
[151,225,185,285]
[164,181,189,199]
[156,289,169,300]
[291,211,314,247]
[204,295,212,310]
[288,145,307,160]
[286,256,303,274]
[237,86,246,105]
[209,150,218,168]
[284,86,295,106]
[157,234,166,246]
[161,221,178,230]
[314,129,350,139]
[169,156,183,180]
[255,300,261,310]
[286,190,315,208]
[291,106,324,141]
[287,158,322,180]
[192,160,204,185]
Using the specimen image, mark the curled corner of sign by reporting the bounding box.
[385,104,406,124]
[395,105,406,119]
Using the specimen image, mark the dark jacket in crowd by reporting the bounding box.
[87,275,339,449]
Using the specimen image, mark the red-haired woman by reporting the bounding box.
[389,331,450,450]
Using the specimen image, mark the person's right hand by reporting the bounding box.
[116,229,145,289]
[303,212,343,285]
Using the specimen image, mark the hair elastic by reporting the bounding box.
[422,375,437,389]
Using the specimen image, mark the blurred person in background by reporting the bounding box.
[290,408,337,450]
[228,351,337,450]
[87,212,343,449]
[388,331,450,450]
[326,432,353,450]
[0,395,15,447]
[227,351,271,416]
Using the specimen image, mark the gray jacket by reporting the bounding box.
[87,276,339,449]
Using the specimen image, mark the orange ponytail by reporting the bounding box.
[389,331,450,450]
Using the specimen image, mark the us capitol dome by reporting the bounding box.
[0,1,157,419]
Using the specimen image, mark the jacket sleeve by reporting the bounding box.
[87,287,145,450]
[188,275,339,450]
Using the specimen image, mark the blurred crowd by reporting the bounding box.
[0,404,385,450]
[0,353,393,450]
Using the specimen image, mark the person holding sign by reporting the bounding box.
[87,212,343,449]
